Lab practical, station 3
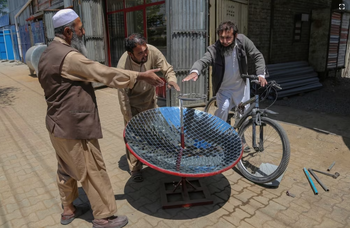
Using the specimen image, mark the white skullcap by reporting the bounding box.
[52,9,79,28]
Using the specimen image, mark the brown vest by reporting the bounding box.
[38,40,102,139]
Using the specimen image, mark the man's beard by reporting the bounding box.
[131,55,148,64]
[71,32,88,57]
[219,42,235,57]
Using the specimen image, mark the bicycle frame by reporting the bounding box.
[204,76,289,184]
[233,93,265,152]
[206,76,281,154]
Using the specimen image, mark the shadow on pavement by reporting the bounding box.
[232,167,281,189]
[262,104,350,150]
[121,167,231,219]
[0,86,19,106]
[261,77,350,150]
[118,154,129,172]
[72,187,94,223]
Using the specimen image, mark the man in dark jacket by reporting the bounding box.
[183,21,267,121]
[37,9,163,228]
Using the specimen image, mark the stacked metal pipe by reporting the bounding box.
[266,61,323,98]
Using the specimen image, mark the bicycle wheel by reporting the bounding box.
[237,116,290,184]
[204,97,218,116]
[204,97,236,125]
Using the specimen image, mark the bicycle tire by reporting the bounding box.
[237,117,290,184]
[204,97,236,125]
[204,96,218,116]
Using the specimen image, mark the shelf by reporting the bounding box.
[327,12,350,69]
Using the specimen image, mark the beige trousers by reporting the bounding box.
[49,132,117,219]
[124,117,143,172]
[124,103,157,172]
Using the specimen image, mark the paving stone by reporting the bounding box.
[0,209,22,225]
[210,217,238,228]
[291,214,321,228]
[1,62,350,228]
[30,215,56,227]
[263,220,291,228]
[244,209,274,228]
[325,206,350,225]
[312,217,345,228]
[221,208,250,226]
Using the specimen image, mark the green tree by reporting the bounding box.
[0,0,8,16]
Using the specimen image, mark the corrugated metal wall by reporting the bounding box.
[19,24,31,63]
[64,0,74,7]
[8,0,32,26]
[31,21,45,44]
[166,0,208,107]
[10,25,21,61]
[43,11,56,43]
[42,0,106,64]
[33,0,64,13]
[81,0,106,64]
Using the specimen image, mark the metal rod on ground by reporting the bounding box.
[312,169,340,179]
[308,169,329,192]
[303,168,318,195]
[327,161,335,171]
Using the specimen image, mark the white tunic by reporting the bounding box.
[215,44,250,121]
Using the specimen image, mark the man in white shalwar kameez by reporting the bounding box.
[183,21,267,121]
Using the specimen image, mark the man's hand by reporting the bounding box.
[258,76,267,87]
[167,81,180,91]
[182,72,198,82]
[138,69,164,87]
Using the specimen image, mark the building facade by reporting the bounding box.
[4,0,350,103]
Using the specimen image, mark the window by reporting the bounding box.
[147,4,166,54]
[106,0,166,66]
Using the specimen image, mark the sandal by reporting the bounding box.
[131,171,143,182]
[60,206,85,225]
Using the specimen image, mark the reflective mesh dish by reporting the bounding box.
[124,107,243,177]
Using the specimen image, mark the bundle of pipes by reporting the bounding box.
[266,61,323,98]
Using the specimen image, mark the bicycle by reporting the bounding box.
[204,75,290,184]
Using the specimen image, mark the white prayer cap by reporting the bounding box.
[52,9,79,28]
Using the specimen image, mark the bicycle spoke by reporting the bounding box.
[238,117,290,183]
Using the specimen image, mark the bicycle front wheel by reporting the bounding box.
[237,117,290,184]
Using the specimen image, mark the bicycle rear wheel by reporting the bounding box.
[204,97,236,125]
[237,117,290,184]
[204,97,218,116]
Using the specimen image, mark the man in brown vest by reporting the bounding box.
[37,9,163,228]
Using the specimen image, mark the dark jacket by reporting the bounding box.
[190,34,266,95]
[38,40,102,140]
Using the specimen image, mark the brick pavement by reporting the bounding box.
[0,61,349,228]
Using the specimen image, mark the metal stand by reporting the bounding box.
[160,177,213,209]
[160,94,212,209]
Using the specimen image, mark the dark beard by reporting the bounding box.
[71,32,88,57]
[219,42,235,57]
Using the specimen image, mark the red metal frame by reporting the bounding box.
[123,127,243,178]
[104,0,165,66]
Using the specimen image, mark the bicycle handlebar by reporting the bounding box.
[241,74,259,80]
[241,74,282,90]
